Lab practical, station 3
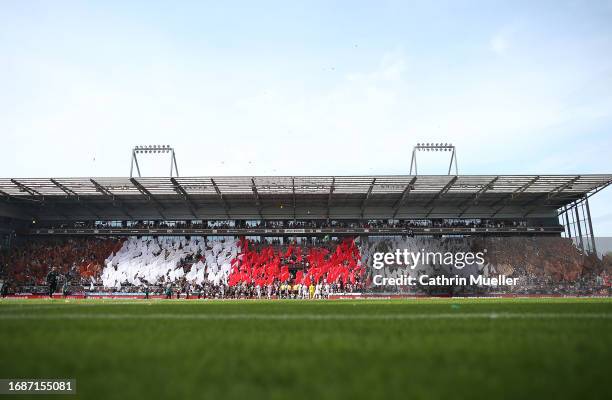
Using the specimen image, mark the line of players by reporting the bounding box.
[160,281,346,300]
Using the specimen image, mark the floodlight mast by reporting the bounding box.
[130,145,179,178]
[409,143,458,175]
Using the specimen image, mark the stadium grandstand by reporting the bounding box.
[1,145,611,298]
[1,174,610,236]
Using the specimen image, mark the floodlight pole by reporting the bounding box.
[130,149,142,178]
[130,145,179,178]
[170,149,179,178]
[448,147,459,175]
[410,143,458,175]
[409,148,418,175]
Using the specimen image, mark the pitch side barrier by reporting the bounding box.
[25,226,564,237]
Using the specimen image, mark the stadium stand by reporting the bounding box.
[0,174,611,297]
[1,235,609,297]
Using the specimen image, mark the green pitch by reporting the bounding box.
[0,298,611,400]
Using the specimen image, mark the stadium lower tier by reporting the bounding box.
[0,236,610,297]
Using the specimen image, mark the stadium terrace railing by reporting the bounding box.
[26,226,565,237]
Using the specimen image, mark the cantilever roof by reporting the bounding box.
[1,175,611,220]
[1,175,610,197]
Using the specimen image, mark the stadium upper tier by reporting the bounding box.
[0,174,610,220]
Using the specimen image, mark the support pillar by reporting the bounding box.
[574,206,584,252]
[585,198,597,255]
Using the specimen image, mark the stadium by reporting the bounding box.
[2,2,612,398]
[1,143,611,399]
[1,143,611,299]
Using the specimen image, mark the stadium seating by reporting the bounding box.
[1,236,609,296]
[0,238,122,286]
[102,237,238,289]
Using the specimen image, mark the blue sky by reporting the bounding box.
[1,1,611,232]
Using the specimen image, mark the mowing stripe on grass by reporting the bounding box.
[0,312,611,320]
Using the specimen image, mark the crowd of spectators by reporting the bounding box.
[0,238,123,294]
[1,235,608,298]
[0,237,367,297]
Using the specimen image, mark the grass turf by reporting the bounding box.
[0,298,610,400]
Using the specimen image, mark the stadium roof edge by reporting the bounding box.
[1,174,610,221]
[1,174,611,196]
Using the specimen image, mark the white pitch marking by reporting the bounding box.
[0,313,610,320]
